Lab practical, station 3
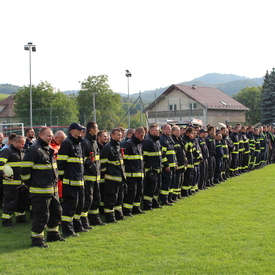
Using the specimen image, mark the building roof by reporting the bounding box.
[145,84,249,111]
[0,95,15,118]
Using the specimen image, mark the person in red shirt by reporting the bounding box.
[50,131,67,198]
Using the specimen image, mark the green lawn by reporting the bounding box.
[0,93,10,101]
[1,165,275,274]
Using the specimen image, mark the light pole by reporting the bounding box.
[24,42,36,128]
[125,70,132,129]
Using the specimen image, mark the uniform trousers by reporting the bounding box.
[62,185,84,234]
[181,168,194,196]
[207,155,216,185]
[191,165,200,191]
[104,180,124,221]
[83,180,100,213]
[2,186,27,225]
[123,177,143,214]
[143,173,161,209]
[31,194,61,244]
[199,159,208,189]
[160,169,175,203]
[173,169,185,199]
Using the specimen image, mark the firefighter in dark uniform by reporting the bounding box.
[100,128,126,223]
[96,130,109,214]
[254,128,261,168]
[142,124,162,210]
[57,123,86,237]
[122,127,145,216]
[237,124,244,174]
[20,127,64,247]
[181,127,196,197]
[246,125,255,170]
[240,126,250,172]
[214,131,224,183]
[1,136,26,227]
[262,126,269,164]
[192,129,203,194]
[258,126,266,166]
[229,126,240,176]
[220,127,229,180]
[225,127,235,178]
[159,124,177,205]
[198,129,209,190]
[82,121,106,228]
[205,126,216,187]
[171,125,187,200]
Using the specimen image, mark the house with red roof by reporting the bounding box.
[145,84,249,127]
[0,95,16,124]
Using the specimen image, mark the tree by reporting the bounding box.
[232,86,262,125]
[261,69,275,125]
[14,81,79,126]
[77,75,126,130]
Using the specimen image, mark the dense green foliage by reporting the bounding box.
[77,75,126,130]
[1,165,275,274]
[261,69,275,125]
[14,81,79,126]
[233,86,262,125]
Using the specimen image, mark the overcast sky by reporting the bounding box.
[1,1,274,95]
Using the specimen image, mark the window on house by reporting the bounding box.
[169,104,177,111]
[189,102,198,109]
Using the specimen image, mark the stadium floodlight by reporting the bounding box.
[24,42,36,128]
[125,70,132,128]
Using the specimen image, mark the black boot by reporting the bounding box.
[74,219,89,233]
[2,218,14,227]
[181,189,190,197]
[31,237,49,248]
[152,199,163,209]
[80,217,94,230]
[16,214,27,224]
[132,206,146,214]
[89,213,107,226]
[115,210,126,220]
[62,221,79,237]
[47,231,66,242]
[105,212,117,223]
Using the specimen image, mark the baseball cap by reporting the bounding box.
[69,122,86,131]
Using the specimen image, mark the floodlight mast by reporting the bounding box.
[24,42,36,128]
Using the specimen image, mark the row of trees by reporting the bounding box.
[14,75,146,130]
[232,68,275,125]
[13,69,275,129]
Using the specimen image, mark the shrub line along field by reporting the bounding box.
[0,164,274,274]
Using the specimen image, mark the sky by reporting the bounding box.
[1,0,274,95]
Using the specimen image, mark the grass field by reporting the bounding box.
[0,94,10,101]
[1,165,275,274]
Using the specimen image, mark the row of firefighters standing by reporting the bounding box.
[0,121,270,247]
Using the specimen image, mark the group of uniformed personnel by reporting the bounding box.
[0,121,273,247]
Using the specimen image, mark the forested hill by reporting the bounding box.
[125,73,263,102]
[0,84,21,94]
[0,73,264,101]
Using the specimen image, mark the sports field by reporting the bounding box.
[0,164,274,274]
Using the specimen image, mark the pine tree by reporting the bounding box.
[261,69,275,124]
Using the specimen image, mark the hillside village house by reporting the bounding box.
[0,95,16,125]
[145,84,249,127]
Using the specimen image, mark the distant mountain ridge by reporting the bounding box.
[0,73,264,102]
[125,73,263,102]
[0,84,21,94]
